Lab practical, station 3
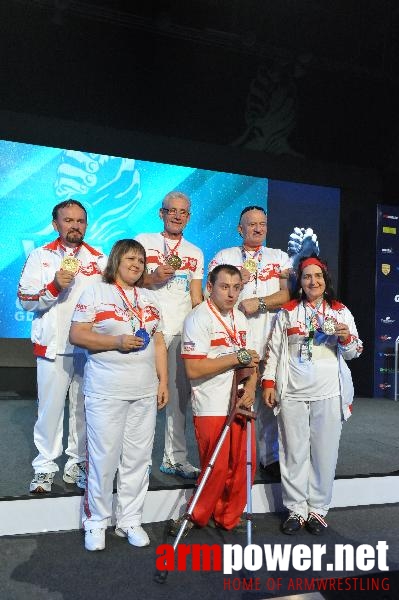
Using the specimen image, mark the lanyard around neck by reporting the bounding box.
[207,299,241,347]
[162,233,182,257]
[114,284,144,330]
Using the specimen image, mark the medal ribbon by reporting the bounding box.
[241,245,262,293]
[60,241,82,257]
[303,299,325,358]
[206,300,242,347]
[162,233,183,259]
[241,245,262,267]
[114,284,145,332]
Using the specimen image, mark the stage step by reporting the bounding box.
[1,473,398,536]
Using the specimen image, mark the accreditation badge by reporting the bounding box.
[300,341,311,362]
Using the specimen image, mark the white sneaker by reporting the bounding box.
[85,528,106,551]
[115,525,150,547]
[29,472,54,493]
[63,462,87,489]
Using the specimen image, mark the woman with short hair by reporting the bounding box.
[70,239,168,551]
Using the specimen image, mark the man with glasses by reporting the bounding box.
[208,206,291,479]
[136,191,204,479]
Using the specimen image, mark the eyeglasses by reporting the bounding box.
[161,208,190,217]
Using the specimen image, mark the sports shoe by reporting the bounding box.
[160,460,200,479]
[307,512,328,535]
[63,462,87,489]
[115,525,150,547]
[259,461,281,480]
[168,516,195,538]
[29,472,54,493]
[281,512,305,535]
[85,528,106,551]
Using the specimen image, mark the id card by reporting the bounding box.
[300,341,312,362]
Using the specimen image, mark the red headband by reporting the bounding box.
[300,257,327,271]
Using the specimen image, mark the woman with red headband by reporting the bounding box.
[262,254,363,535]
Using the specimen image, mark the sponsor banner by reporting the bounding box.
[375,205,399,397]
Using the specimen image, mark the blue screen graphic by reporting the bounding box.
[1,141,269,338]
[1,139,340,339]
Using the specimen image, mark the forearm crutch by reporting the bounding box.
[245,410,255,546]
[154,366,255,584]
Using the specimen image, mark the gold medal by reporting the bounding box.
[243,258,257,274]
[166,255,182,270]
[60,256,80,275]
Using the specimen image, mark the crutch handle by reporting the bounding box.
[231,367,257,420]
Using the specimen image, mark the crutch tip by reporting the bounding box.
[153,570,168,584]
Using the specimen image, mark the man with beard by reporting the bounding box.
[18,200,107,493]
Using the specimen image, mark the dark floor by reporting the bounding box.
[0,504,398,600]
[0,396,398,499]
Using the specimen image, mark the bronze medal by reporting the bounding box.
[60,256,80,275]
[166,255,182,270]
[243,258,257,274]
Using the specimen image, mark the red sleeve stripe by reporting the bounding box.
[181,354,207,359]
[46,281,60,297]
[18,287,47,302]
[287,327,302,336]
[262,379,275,389]
[33,343,47,357]
[339,335,354,346]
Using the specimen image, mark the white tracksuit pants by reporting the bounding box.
[162,334,191,466]
[83,394,157,530]
[33,353,86,473]
[277,395,342,519]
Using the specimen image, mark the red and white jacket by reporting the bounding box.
[262,299,363,420]
[18,239,107,359]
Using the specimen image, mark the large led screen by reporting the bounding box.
[0,140,340,338]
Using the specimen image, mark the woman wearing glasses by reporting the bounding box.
[262,255,362,535]
[69,239,168,551]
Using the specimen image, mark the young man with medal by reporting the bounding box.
[136,191,204,479]
[262,256,363,535]
[208,205,292,479]
[70,239,168,551]
[18,200,107,493]
[177,264,259,531]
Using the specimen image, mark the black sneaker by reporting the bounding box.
[307,512,328,535]
[168,516,195,538]
[259,461,281,480]
[281,512,305,535]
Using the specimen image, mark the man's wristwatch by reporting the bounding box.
[237,348,252,366]
[258,297,268,313]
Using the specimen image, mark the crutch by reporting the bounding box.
[245,408,255,546]
[154,366,255,584]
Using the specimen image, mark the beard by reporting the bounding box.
[66,230,84,245]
